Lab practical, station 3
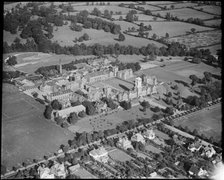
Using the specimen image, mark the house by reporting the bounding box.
[38,166,55,179]
[202,145,216,158]
[188,165,200,176]
[117,136,133,150]
[68,164,80,174]
[89,147,109,163]
[57,105,86,118]
[198,167,208,177]
[142,128,155,140]
[50,162,67,178]
[188,140,202,152]
[131,133,145,144]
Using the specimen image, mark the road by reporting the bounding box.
[1,99,221,179]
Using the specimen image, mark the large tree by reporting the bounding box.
[68,112,79,124]
[51,99,62,110]
[44,105,53,119]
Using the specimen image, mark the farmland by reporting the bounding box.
[1,83,74,169]
[147,1,177,5]
[169,30,221,48]
[156,2,198,9]
[156,8,215,20]
[194,5,222,15]
[203,19,221,27]
[173,104,222,142]
[133,21,214,38]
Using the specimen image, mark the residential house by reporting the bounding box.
[38,166,55,179]
[142,128,156,140]
[131,133,146,144]
[188,165,200,176]
[188,140,202,152]
[117,136,133,150]
[57,105,86,118]
[202,145,216,158]
[197,167,208,177]
[89,147,109,163]
[50,162,67,178]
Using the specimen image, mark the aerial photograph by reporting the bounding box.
[2,1,222,179]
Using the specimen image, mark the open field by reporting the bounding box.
[147,1,177,5]
[203,19,221,27]
[108,148,133,162]
[3,30,27,45]
[1,83,74,169]
[173,104,222,142]
[169,30,221,48]
[72,167,97,179]
[137,4,161,11]
[198,44,221,55]
[71,5,140,14]
[52,21,165,48]
[133,21,214,38]
[156,2,199,9]
[156,8,215,20]
[194,5,222,15]
[68,104,160,133]
[134,14,166,21]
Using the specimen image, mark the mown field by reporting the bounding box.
[147,1,177,5]
[173,104,222,142]
[157,8,216,20]
[1,83,74,169]
[194,5,222,15]
[133,21,214,38]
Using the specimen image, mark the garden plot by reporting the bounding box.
[194,5,221,15]
[157,8,215,20]
[72,167,97,179]
[108,148,133,162]
[145,144,162,153]
[132,21,214,38]
[169,30,221,48]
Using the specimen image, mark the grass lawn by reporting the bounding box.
[72,167,97,179]
[1,83,74,169]
[157,8,215,20]
[154,129,170,140]
[173,104,222,142]
[194,5,221,15]
[204,19,221,27]
[145,144,162,153]
[108,148,133,162]
[133,21,214,38]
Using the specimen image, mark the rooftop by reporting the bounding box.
[51,89,73,97]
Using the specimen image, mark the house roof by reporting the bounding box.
[58,105,85,117]
[189,165,199,174]
[51,89,73,97]
[85,70,111,78]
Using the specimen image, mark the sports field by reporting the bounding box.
[173,104,222,142]
[1,83,74,169]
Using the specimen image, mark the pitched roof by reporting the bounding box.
[51,89,73,97]
[58,105,85,117]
